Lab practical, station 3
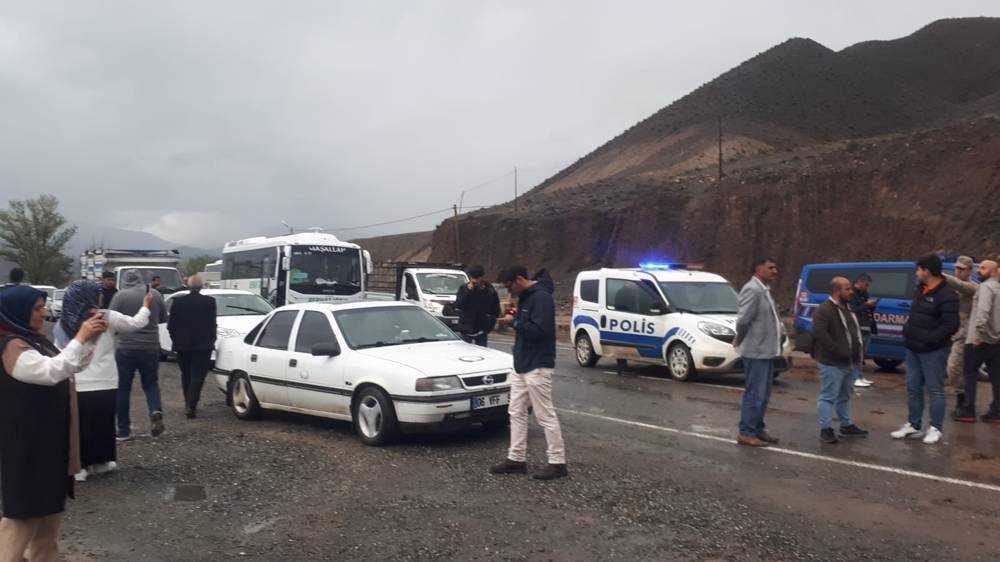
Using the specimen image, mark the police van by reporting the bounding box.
[571,264,793,381]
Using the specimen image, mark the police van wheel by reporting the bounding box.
[667,343,696,382]
[575,332,599,368]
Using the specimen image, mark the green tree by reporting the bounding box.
[182,254,219,276]
[0,195,77,286]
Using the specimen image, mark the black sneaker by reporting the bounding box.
[839,424,869,437]
[758,430,780,444]
[150,412,165,437]
[185,408,197,419]
[532,463,569,480]
[953,408,976,423]
[489,459,527,475]
[981,412,1000,424]
[820,428,839,443]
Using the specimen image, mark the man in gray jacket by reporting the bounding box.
[734,257,784,447]
[109,269,168,439]
[954,260,1000,423]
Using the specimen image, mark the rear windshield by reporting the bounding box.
[804,267,914,299]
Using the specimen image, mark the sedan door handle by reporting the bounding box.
[250,354,258,362]
[289,358,297,367]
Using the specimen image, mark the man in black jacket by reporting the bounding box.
[891,254,960,444]
[167,276,217,418]
[490,266,567,480]
[454,265,500,347]
[847,274,878,387]
[813,277,869,443]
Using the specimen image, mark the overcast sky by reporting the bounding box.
[2,1,998,248]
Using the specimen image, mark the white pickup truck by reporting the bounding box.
[366,262,468,330]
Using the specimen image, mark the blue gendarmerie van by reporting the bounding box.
[792,260,970,371]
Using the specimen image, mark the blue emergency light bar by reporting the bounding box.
[639,262,687,270]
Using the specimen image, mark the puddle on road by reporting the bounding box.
[167,484,206,502]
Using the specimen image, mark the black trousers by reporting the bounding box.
[461,332,488,347]
[962,343,1000,415]
[177,350,213,411]
[78,389,117,467]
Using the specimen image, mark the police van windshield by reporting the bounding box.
[658,282,738,315]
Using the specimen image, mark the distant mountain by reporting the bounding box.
[68,224,218,260]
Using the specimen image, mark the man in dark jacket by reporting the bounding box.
[99,271,117,308]
[891,254,960,444]
[454,265,500,347]
[166,276,217,418]
[847,274,878,387]
[490,266,566,480]
[813,277,869,443]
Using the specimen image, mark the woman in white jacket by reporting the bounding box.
[57,280,153,481]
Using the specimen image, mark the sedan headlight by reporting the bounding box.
[415,376,462,392]
[217,327,240,338]
[697,321,735,342]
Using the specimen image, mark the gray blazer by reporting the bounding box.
[734,277,783,359]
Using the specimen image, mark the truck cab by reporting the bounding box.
[367,262,468,329]
[114,266,185,294]
[571,264,792,381]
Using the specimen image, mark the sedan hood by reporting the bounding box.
[355,340,513,377]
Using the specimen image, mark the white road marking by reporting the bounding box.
[558,408,1000,494]
[601,371,743,392]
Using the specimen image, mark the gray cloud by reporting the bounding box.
[2,1,997,247]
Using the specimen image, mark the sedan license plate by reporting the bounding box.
[471,392,508,410]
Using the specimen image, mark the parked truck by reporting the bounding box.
[366,262,468,329]
[80,248,185,294]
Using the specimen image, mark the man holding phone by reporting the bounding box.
[849,274,878,387]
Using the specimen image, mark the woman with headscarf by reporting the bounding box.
[0,284,106,562]
[58,280,153,481]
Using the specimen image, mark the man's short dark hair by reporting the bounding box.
[497,265,529,284]
[9,268,24,283]
[101,270,115,280]
[466,265,485,279]
[151,275,161,281]
[916,254,943,277]
[751,257,775,274]
[854,273,872,284]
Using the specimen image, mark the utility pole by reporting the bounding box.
[452,204,460,262]
[514,166,518,211]
[717,115,723,182]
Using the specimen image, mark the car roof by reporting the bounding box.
[269,301,420,314]
[578,268,729,284]
[166,289,259,298]
[410,268,467,275]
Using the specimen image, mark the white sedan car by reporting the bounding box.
[159,289,273,359]
[213,302,513,445]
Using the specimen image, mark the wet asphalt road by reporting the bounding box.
[58,339,1000,561]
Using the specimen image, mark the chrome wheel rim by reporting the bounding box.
[357,396,383,439]
[669,348,689,379]
[576,336,592,365]
[233,378,251,415]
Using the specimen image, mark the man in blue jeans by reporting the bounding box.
[812,277,870,443]
[109,269,168,440]
[892,254,960,445]
[734,258,784,447]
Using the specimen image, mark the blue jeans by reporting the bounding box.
[905,348,949,431]
[115,350,164,436]
[817,363,855,429]
[739,358,775,437]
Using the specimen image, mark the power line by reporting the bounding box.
[330,207,453,232]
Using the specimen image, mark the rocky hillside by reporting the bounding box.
[430,18,1000,305]
[352,231,433,262]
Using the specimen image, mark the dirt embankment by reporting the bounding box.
[432,117,1000,307]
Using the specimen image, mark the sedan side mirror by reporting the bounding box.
[311,342,341,357]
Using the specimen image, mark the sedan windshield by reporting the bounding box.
[213,294,273,316]
[658,282,738,315]
[416,273,467,296]
[334,306,459,349]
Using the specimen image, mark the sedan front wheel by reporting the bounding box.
[352,386,398,446]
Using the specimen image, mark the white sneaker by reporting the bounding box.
[854,378,873,388]
[891,423,923,439]
[91,461,118,475]
[74,469,89,482]
[922,426,942,444]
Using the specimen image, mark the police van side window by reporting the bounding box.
[805,268,914,299]
[579,280,599,303]
[606,279,660,315]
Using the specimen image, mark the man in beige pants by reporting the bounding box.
[490,266,567,480]
[944,256,978,406]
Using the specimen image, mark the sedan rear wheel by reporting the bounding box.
[352,387,397,446]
